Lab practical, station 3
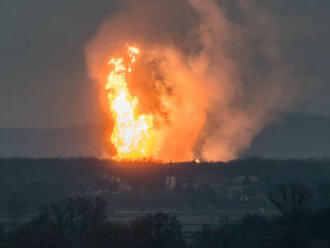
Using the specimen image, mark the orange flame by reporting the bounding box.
[106,46,154,160]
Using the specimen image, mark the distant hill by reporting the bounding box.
[0,125,103,158]
[244,112,330,159]
[0,112,329,159]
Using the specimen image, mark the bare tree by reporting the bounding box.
[49,195,107,231]
[5,191,28,223]
[130,212,184,248]
[267,183,312,219]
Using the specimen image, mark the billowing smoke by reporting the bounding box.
[85,0,298,162]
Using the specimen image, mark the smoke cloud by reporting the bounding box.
[85,0,300,161]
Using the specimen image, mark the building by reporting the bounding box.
[165,176,177,190]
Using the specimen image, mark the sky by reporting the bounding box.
[0,0,329,128]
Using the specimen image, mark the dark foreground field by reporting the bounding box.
[1,157,330,247]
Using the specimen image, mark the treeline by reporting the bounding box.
[0,196,184,248]
[1,183,330,248]
[1,157,329,185]
[193,184,330,248]
[1,157,330,217]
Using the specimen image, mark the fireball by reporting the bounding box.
[106,46,155,160]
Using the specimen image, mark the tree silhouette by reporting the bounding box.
[267,183,312,220]
[130,212,184,248]
[5,191,28,224]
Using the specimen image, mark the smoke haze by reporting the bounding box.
[85,0,307,161]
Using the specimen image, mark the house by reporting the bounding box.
[165,176,177,190]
